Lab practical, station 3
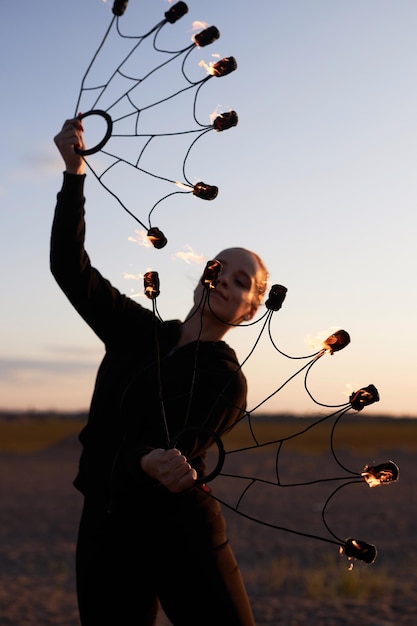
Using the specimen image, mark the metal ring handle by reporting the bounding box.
[75,110,113,156]
[170,426,225,485]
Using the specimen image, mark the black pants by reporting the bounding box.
[76,490,255,626]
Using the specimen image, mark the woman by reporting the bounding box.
[51,118,268,626]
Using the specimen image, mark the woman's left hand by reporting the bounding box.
[54,117,86,175]
[140,448,197,493]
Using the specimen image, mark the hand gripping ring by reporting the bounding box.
[170,426,225,485]
[75,110,113,156]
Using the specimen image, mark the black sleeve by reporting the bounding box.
[50,173,148,343]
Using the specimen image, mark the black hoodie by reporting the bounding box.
[50,173,247,507]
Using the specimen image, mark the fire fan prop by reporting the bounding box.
[73,0,238,249]
[139,263,399,567]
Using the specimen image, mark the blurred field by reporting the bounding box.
[1,413,416,625]
[222,414,417,454]
[1,412,416,454]
[0,415,86,453]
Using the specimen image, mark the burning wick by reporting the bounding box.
[201,259,222,289]
[143,271,160,300]
[194,26,220,47]
[112,0,128,16]
[322,329,350,354]
[212,111,238,132]
[193,182,219,200]
[361,460,399,488]
[147,227,167,249]
[211,56,237,77]
[349,384,379,411]
[343,538,377,564]
[265,284,288,311]
[164,1,189,24]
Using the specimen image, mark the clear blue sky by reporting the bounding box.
[1,0,416,417]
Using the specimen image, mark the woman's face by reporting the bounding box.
[196,248,264,326]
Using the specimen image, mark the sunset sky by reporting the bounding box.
[1,0,416,418]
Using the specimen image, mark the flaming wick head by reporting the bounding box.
[323,329,350,354]
[164,1,189,24]
[265,284,288,311]
[193,182,219,200]
[143,271,160,300]
[361,460,399,487]
[349,384,380,411]
[343,538,377,564]
[211,56,237,77]
[147,227,167,250]
[201,259,222,289]
[194,26,220,47]
[213,111,239,132]
[112,0,128,16]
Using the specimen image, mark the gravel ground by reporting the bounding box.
[0,435,415,625]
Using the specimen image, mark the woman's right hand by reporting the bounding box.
[54,118,86,175]
[140,448,197,493]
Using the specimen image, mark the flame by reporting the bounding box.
[343,538,377,564]
[201,259,222,289]
[172,245,205,265]
[344,383,355,398]
[123,272,142,281]
[123,273,144,299]
[191,22,209,44]
[198,54,223,75]
[339,546,354,569]
[143,271,160,300]
[175,181,194,191]
[123,269,152,299]
[198,59,215,75]
[305,326,341,351]
[209,104,224,125]
[191,20,208,32]
[361,461,399,487]
[128,229,153,248]
[322,329,350,354]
